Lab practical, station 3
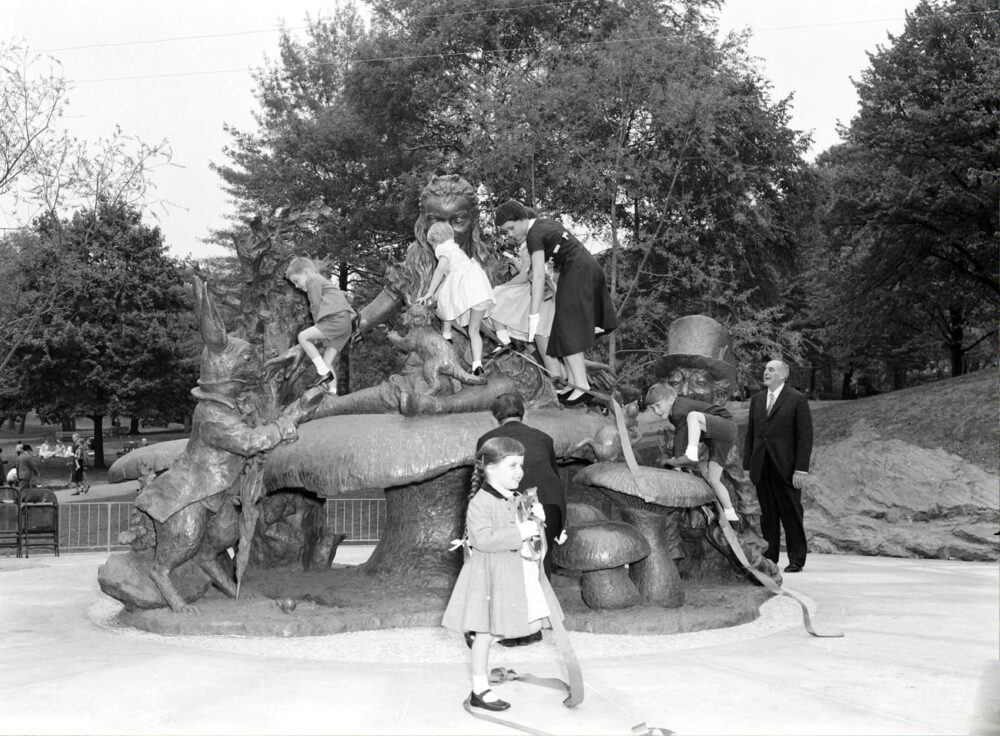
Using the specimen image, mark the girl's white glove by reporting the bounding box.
[528,313,540,342]
[518,520,539,539]
[555,529,568,545]
[530,502,545,521]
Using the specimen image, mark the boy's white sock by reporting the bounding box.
[495,327,511,344]
[685,445,699,462]
[311,356,331,376]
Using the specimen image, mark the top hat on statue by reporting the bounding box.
[653,315,738,386]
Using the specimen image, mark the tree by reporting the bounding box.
[814,0,999,377]
[0,44,66,198]
[217,1,814,390]
[10,201,196,467]
[1,42,173,381]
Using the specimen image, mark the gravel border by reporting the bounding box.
[87,591,811,664]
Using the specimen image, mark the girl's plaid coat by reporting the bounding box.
[442,484,559,638]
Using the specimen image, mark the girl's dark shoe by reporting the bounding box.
[473,366,484,377]
[517,631,542,646]
[560,392,590,407]
[469,689,510,711]
[664,455,696,467]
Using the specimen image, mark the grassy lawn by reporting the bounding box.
[0,414,190,488]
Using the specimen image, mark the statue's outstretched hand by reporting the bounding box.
[584,359,616,392]
[263,346,305,381]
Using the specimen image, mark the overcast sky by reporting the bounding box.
[3,0,917,260]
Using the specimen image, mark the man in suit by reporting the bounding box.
[742,360,813,573]
[478,392,566,580]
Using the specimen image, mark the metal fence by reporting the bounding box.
[8,498,387,555]
[60,502,135,553]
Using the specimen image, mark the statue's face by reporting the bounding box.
[666,367,716,403]
[422,195,476,249]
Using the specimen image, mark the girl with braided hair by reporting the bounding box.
[442,436,549,712]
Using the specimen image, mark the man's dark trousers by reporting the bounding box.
[757,453,807,566]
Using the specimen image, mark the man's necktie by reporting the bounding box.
[766,392,775,414]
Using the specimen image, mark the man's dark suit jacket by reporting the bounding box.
[477,420,565,518]
[742,385,813,485]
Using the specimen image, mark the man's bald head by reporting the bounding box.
[763,360,789,390]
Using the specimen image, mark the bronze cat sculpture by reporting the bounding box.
[386,301,487,396]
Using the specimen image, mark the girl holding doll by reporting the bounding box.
[441,437,551,711]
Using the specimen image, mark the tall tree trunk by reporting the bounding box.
[948,306,965,377]
[608,193,620,374]
[129,416,140,435]
[339,260,351,394]
[90,415,106,469]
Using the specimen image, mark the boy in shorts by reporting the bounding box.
[285,257,356,394]
[645,383,740,522]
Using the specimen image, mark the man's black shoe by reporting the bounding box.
[784,563,804,573]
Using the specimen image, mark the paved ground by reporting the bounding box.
[0,549,996,735]
[52,480,141,504]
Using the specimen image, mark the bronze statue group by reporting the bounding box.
[288,198,619,408]
[285,192,813,716]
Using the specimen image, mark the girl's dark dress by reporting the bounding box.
[525,219,618,358]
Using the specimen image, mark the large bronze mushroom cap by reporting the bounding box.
[574,463,715,509]
[553,520,650,610]
[553,520,650,572]
[108,440,186,483]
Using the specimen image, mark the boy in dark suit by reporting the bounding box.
[742,360,813,572]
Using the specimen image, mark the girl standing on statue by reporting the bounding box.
[442,436,549,712]
[418,221,495,376]
[494,200,618,407]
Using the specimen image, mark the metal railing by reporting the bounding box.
[1,498,387,555]
[60,502,135,553]
[324,498,386,544]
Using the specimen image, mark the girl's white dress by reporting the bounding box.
[434,239,495,326]
[490,245,556,340]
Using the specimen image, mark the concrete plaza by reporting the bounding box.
[0,548,996,735]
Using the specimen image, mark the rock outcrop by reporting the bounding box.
[804,421,997,560]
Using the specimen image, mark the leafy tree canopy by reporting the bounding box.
[812,0,998,377]
[215,0,817,388]
[7,201,197,466]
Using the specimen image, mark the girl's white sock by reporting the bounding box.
[311,356,331,375]
[495,327,511,344]
[685,446,699,462]
[441,328,453,340]
[472,674,489,694]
